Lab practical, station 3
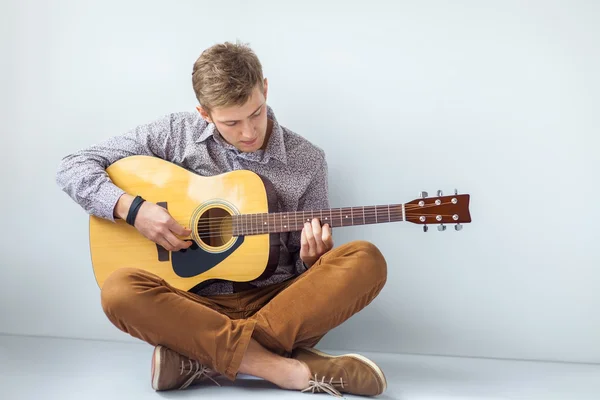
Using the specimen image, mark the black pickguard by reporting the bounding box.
[171,237,244,277]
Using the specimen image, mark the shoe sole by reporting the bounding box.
[301,347,387,394]
[151,345,163,391]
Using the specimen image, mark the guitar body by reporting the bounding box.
[89,155,280,292]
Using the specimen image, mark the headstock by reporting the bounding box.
[405,189,471,232]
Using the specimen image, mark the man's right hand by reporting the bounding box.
[114,194,193,252]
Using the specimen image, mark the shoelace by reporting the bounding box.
[302,374,345,397]
[179,359,221,389]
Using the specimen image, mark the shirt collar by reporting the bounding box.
[195,105,287,165]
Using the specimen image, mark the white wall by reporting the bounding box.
[1,0,599,364]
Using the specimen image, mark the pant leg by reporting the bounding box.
[249,240,387,355]
[100,268,257,380]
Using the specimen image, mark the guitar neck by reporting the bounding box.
[232,204,405,236]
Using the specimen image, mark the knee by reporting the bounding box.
[346,240,388,284]
[100,268,147,318]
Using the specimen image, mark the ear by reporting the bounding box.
[263,78,269,100]
[196,105,212,123]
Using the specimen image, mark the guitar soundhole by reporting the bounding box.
[197,207,233,248]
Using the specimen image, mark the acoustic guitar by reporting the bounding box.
[89,155,472,292]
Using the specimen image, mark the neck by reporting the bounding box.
[231,204,405,236]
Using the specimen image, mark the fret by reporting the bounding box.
[387,205,391,222]
[362,206,366,225]
[266,213,270,233]
[365,206,374,224]
[375,206,378,223]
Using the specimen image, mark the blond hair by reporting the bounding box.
[192,41,264,111]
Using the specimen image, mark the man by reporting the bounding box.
[56,41,388,397]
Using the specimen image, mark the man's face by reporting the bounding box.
[198,80,270,153]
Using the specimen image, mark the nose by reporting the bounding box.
[240,120,256,140]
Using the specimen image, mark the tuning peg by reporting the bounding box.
[420,191,428,198]
[423,225,429,232]
[454,189,458,195]
[455,223,463,231]
[437,190,443,196]
[438,224,446,231]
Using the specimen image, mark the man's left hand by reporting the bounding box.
[300,218,333,268]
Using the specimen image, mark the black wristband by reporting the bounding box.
[126,195,146,226]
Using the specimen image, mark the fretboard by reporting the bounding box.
[232,204,404,236]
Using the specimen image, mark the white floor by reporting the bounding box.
[1,334,599,400]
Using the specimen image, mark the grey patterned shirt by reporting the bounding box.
[56,106,329,296]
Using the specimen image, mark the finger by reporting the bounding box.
[304,222,317,253]
[156,236,176,252]
[168,218,192,236]
[164,231,192,251]
[311,218,325,252]
[300,227,309,258]
[322,224,333,248]
[301,226,308,248]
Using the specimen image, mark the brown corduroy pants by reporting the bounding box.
[100,240,387,381]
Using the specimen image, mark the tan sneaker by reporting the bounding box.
[151,345,221,391]
[292,347,387,397]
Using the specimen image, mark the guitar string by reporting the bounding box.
[188,214,461,239]
[188,212,460,230]
[153,203,461,239]
[186,202,457,226]
[192,214,457,232]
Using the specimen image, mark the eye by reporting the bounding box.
[252,109,262,118]
[224,122,237,126]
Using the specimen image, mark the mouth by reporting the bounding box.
[241,138,258,146]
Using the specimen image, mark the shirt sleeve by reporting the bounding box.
[55,114,175,222]
[293,149,330,273]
